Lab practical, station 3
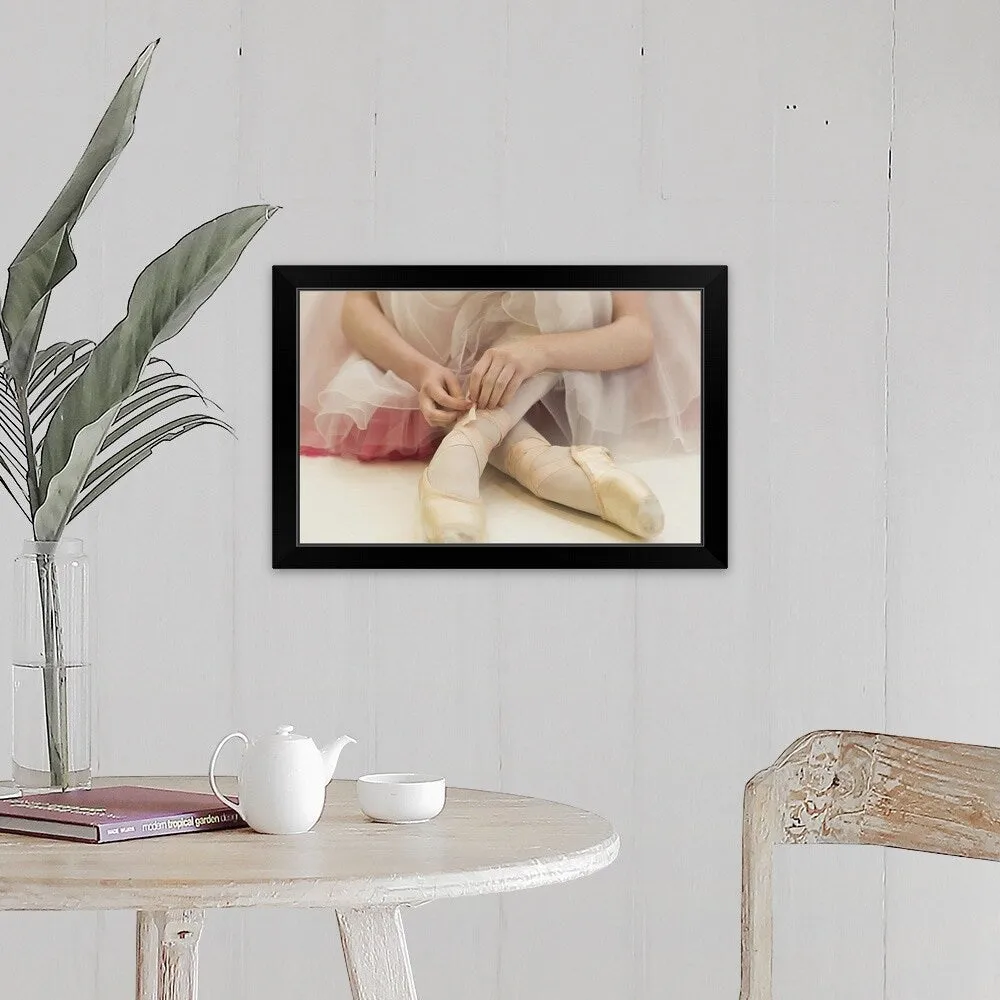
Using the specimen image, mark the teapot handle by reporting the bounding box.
[209,732,249,821]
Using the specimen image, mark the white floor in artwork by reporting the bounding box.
[299,452,702,545]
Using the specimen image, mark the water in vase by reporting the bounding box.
[12,661,91,791]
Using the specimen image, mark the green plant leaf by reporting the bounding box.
[0,380,27,463]
[0,459,30,519]
[105,387,207,447]
[64,361,223,516]
[0,413,24,459]
[28,339,94,393]
[114,369,211,424]
[2,42,157,385]
[22,341,95,454]
[34,203,277,540]
[0,381,30,518]
[137,354,209,392]
[0,423,27,478]
[0,441,28,485]
[29,342,74,377]
[30,349,95,434]
[0,384,25,452]
[70,412,231,522]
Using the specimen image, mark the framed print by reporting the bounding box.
[273,265,727,568]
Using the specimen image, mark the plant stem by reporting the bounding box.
[14,383,69,788]
[37,552,69,788]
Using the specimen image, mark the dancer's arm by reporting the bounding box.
[342,291,441,390]
[535,291,654,371]
[341,291,470,426]
[469,291,654,409]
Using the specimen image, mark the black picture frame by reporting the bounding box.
[273,265,727,569]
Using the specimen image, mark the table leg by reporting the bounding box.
[134,909,204,1000]
[336,906,419,1000]
[136,911,160,1000]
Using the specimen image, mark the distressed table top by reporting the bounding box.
[0,777,619,911]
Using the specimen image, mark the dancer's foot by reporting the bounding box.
[418,469,486,543]
[498,432,664,539]
[570,445,664,539]
[420,409,507,543]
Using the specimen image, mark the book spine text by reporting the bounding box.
[98,810,243,842]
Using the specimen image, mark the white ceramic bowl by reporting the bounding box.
[357,773,446,824]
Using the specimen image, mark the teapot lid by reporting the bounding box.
[270,724,309,742]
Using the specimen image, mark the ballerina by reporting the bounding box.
[299,289,700,543]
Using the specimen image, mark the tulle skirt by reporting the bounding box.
[299,290,701,462]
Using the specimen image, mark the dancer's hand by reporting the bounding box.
[418,364,472,428]
[468,342,545,409]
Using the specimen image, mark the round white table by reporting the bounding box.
[0,777,619,999]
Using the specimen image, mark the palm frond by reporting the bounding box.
[106,387,208,449]
[29,340,95,440]
[0,395,25,458]
[0,463,30,519]
[70,412,232,522]
[0,380,31,517]
[114,357,212,423]
[28,339,94,394]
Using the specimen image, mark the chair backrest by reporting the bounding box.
[740,729,1000,1000]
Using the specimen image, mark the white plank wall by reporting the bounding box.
[885,2,1000,998]
[761,3,890,998]
[0,3,995,999]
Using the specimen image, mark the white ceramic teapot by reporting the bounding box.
[209,725,356,834]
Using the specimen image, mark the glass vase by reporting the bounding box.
[11,538,91,792]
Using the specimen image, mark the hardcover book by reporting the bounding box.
[0,785,246,843]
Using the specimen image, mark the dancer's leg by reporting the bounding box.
[489,419,665,539]
[419,373,558,542]
[424,373,558,502]
[421,369,665,541]
[489,421,603,517]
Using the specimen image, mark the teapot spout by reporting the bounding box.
[320,734,357,783]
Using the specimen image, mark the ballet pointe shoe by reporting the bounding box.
[501,437,664,539]
[570,445,665,539]
[418,469,486,543]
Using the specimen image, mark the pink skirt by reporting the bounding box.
[299,290,701,463]
[299,404,441,462]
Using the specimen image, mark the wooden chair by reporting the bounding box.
[741,729,1000,1000]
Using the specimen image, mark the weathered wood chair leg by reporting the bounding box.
[337,906,419,1000]
[741,774,776,1000]
[136,911,160,1000]
[134,909,204,1000]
